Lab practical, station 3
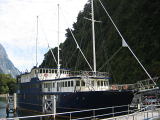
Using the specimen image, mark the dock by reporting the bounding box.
[103,107,160,120]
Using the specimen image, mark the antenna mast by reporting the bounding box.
[36,16,38,67]
[91,0,96,73]
[57,4,61,77]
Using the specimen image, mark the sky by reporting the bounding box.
[0,0,88,72]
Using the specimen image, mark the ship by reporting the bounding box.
[17,0,135,116]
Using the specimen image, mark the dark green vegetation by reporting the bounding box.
[0,74,16,94]
[40,0,160,84]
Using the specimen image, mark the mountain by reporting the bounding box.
[0,43,20,78]
[40,0,160,84]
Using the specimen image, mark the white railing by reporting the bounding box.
[6,104,160,120]
[6,104,134,120]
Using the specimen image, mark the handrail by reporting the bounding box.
[7,104,160,120]
[7,104,130,120]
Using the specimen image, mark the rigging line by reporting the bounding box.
[70,29,93,71]
[98,0,156,86]
[75,38,83,70]
[60,8,93,71]
[98,47,122,71]
[49,46,57,65]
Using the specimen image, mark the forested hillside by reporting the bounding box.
[0,74,16,94]
[40,0,160,84]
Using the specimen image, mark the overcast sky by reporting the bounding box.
[0,0,88,72]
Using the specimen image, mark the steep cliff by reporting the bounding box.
[0,44,20,78]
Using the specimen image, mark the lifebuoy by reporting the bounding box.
[123,85,128,90]
[112,85,117,90]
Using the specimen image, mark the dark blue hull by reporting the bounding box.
[17,90,134,113]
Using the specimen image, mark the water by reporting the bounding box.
[0,97,7,118]
[0,97,37,119]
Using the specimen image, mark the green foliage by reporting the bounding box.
[0,74,16,94]
[40,0,160,84]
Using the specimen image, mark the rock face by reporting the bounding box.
[0,43,20,78]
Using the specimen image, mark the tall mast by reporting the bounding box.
[57,4,60,77]
[36,16,38,67]
[91,0,96,73]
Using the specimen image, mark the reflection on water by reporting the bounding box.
[0,97,7,118]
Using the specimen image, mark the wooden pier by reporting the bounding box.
[6,93,17,117]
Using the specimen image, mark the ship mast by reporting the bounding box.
[36,16,38,67]
[91,0,96,73]
[57,4,61,78]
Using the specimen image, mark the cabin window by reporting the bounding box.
[53,82,55,88]
[49,69,51,73]
[104,81,107,86]
[44,83,47,88]
[61,82,63,87]
[35,70,38,74]
[46,69,48,73]
[55,70,57,73]
[68,81,71,87]
[62,82,64,87]
[71,81,73,86]
[101,81,103,86]
[43,69,45,73]
[40,69,42,73]
[97,81,100,86]
[65,81,67,87]
[52,70,54,73]
[81,81,85,86]
[76,81,80,86]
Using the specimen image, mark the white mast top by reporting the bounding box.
[57,4,61,78]
[36,16,38,67]
[91,0,96,73]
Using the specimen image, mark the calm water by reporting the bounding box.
[0,97,7,118]
[0,97,39,119]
